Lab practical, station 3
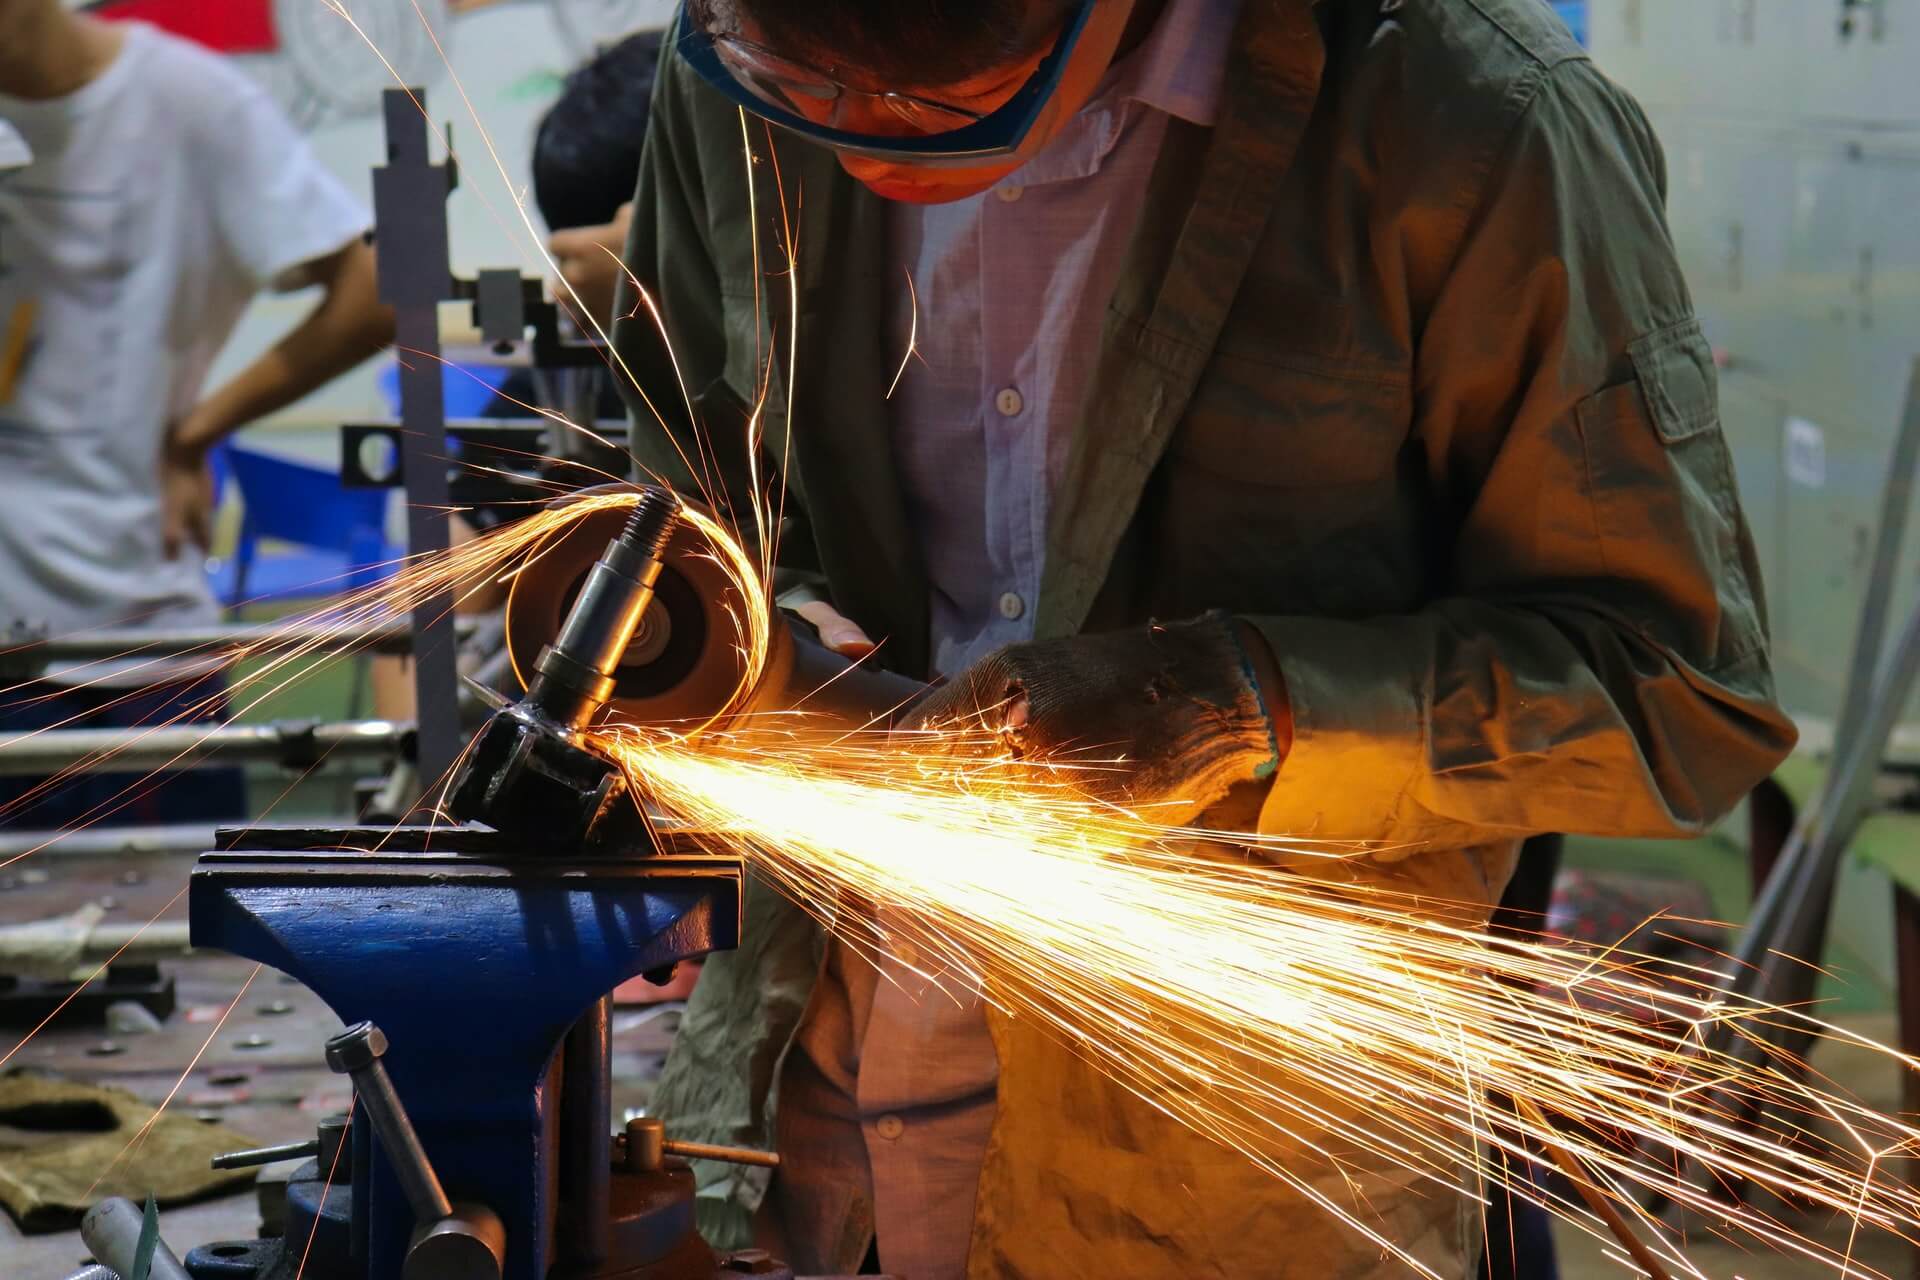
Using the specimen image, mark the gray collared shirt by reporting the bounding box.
[769,2,1242,1276]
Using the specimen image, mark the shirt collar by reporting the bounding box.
[1117,0,1244,128]
[999,0,1243,189]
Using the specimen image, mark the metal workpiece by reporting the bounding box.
[447,488,683,846]
[57,1266,118,1280]
[189,825,742,1280]
[527,488,682,731]
[0,718,413,778]
[79,1196,193,1280]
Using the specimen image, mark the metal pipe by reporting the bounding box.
[0,719,411,778]
[1725,356,1920,996]
[0,824,216,860]
[80,1197,192,1280]
[3,619,476,667]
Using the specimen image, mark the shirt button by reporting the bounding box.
[998,591,1026,621]
[875,1114,905,1141]
[995,184,1024,202]
[994,387,1024,417]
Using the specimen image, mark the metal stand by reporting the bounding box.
[372,88,461,787]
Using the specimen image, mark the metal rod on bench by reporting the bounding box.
[2,620,475,667]
[0,823,217,860]
[0,720,411,777]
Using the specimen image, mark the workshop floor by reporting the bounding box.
[1551,1010,1914,1278]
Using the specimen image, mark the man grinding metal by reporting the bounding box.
[613,0,1798,1276]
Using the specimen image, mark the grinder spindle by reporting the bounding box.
[446,488,682,845]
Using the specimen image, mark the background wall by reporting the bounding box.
[92,0,676,429]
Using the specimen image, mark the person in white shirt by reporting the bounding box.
[0,0,394,827]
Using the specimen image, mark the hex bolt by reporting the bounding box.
[324,1022,453,1224]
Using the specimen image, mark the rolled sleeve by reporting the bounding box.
[201,81,369,291]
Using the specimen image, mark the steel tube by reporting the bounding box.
[0,824,216,860]
[5,620,474,665]
[80,1196,193,1280]
[0,720,411,777]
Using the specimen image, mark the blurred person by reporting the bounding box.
[536,29,665,332]
[0,0,393,826]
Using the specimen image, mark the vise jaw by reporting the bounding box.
[188,826,741,1280]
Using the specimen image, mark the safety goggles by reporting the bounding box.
[676,0,1103,165]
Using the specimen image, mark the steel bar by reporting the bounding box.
[2,619,476,667]
[1723,356,1920,1006]
[0,719,411,777]
[659,1138,781,1168]
[0,823,216,860]
[1515,1096,1673,1280]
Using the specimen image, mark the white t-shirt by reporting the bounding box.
[0,22,370,651]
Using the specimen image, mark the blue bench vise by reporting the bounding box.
[184,823,762,1280]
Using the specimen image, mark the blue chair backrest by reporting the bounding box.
[226,445,392,591]
[377,360,513,419]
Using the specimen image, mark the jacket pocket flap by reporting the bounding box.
[1629,318,1719,444]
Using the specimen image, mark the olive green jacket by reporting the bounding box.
[615,0,1797,1274]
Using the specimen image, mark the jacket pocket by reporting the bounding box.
[1170,349,1411,488]
[1575,318,1759,667]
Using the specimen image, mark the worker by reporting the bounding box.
[613,1,1798,1277]
[536,29,666,333]
[0,0,392,826]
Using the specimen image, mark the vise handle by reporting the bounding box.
[327,1021,509,1280]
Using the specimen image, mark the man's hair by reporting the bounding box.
[532,30,665,232]
[690,0,1039,90]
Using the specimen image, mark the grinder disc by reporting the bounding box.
[502,497,756,730]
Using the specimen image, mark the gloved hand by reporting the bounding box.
[898,611,1287,824]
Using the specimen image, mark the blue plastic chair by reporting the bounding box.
[207,443,401,610]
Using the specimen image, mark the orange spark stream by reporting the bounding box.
[592,716,1920,1279]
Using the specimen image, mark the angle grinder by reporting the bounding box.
[448,486,924,845]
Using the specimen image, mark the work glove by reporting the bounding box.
[898,611,1285,825]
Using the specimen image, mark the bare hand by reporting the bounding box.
[160,440,215,559]
[549,202,635,332]
[793,599,876,659]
